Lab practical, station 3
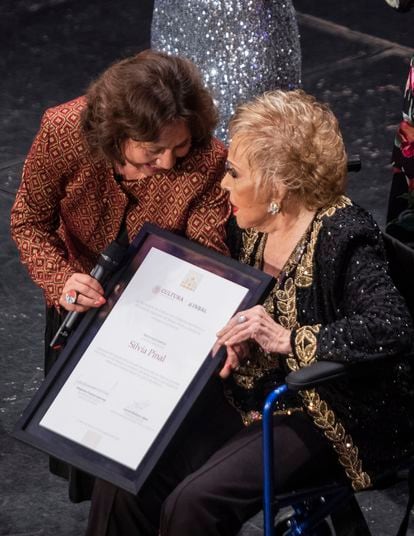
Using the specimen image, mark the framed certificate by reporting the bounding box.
[13,223,274,494]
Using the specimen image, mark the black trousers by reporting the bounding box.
[45,306,95,502]
[85,378,345,536]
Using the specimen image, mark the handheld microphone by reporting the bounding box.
[50,240,128,349]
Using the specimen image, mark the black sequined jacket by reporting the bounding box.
[226,196,414,491]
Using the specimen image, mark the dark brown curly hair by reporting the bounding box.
[81,50,218,164]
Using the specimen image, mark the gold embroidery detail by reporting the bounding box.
[263,290,275,318]
[275,277,296,329]
[285,343,372,490]
[233,230,282,389]
[241,407,304,426]
[232,342,280,389]
[240,228,260,266]
[318,195,352,219]
[255,233,267,269]
[300,389,372,491]
[286,354,300,372]
[295,196,351,288]
[294,324,321,367]
[295,220,321,287]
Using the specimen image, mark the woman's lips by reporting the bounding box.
[146,165,162,173]
[232,206,239,214]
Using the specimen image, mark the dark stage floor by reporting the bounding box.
[1,1,414,534]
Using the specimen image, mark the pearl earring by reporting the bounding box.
[268,201,280,215]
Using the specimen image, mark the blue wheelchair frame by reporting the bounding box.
[262,362,354,536]
[262,358,414,536]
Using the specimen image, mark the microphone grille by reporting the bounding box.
[99,241,127,270]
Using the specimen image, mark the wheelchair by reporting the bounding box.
[261,232,414,536]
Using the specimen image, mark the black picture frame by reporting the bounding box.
[13,223,274,495]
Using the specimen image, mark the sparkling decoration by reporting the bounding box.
[151,0,301,141]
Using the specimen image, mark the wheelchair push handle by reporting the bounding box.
[347,155,361,173]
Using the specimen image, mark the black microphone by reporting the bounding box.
[50,240,128,349]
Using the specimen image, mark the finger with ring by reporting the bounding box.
[237,315,247,324]
[65,289,78,305]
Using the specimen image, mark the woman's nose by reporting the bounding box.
[156,150,176,170]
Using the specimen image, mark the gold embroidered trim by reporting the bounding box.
[285,326,320,372]
[234,228,299,390]
[295,220,321,287]
[275,277,296,329]
[295,195,351,288]
[241,407,304,427]
[232,339,281,389]
[240,228,260,266]
[300,389,372,491]
[294,324,321,368]
[277,196,371,491]
[318,195,352,219]
[234,229,288,390]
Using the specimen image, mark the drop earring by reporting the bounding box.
[268,201,280,215]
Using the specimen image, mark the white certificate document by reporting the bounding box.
[40,247,248,469]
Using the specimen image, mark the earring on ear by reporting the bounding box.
[268,201,280,215]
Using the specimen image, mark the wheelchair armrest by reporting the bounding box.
[286,352,414,391]
[285,361,348,391]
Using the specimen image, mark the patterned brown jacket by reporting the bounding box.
[11,97,230,308]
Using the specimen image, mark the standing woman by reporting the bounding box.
[151,0,301,140]
[10,50,230,502]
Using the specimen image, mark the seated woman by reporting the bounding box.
[85,89,414,535]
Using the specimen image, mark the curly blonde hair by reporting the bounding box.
[229,89,348,210]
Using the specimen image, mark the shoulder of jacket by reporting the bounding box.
[181,137,227,175]
[192,137,227,160]
[314,201,384,273]
[42,96,86,126]
[319,200,380,240]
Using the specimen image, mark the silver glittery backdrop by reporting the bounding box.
[151,0,301,141]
